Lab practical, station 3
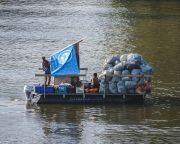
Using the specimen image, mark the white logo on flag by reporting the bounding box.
[58,50,72,65]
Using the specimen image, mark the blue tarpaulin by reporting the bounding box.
[50,44,80,77]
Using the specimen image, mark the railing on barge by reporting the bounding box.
[34,72,150,104]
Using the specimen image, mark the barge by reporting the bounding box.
[29,93,145,104]
[24,39,152,104]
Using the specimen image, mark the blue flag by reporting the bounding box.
[50,44,80,77]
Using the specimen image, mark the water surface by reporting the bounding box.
[0,0,180,143]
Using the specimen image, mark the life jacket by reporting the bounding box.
[136,80,151,94]
[85,88,99,93]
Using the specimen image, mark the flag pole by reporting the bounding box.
[72,38,84,45]
[72,38,84,69]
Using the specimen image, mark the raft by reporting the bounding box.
[24,40,152,105]
[30,93,145,104]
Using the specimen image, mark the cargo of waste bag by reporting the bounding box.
[98,53,153,95]
[105,55,120,66]
[99,81,109,94]
[117,81,126,94]
[125,81,137,90]
[109,81,118,94]
[131,69,141,82]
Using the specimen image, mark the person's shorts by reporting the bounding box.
[45,69,51,74]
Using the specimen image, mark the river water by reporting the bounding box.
[0,0,180,143]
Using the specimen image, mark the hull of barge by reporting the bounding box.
[29,93,145,104]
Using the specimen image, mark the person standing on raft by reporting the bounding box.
[42,56,51,85]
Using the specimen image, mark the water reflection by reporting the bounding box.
[29,104,84,143]
[1,0,180,143]
[25,103,180,143]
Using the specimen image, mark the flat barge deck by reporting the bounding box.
[31,93,145,104]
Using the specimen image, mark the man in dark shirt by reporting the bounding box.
[42,57,51,85]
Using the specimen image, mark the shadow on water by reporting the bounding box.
[25,101,180,143]
[26,98,180,127]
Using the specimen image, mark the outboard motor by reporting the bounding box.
[24,85,34,100]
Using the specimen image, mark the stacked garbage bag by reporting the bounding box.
[99,53,153,95]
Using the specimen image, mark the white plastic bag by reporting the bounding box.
[120,54,128,62]
[113,62,125,71]
[125,81,137,90]
[109,81,118,94]
[117,81,126,94]
[131,69,141,82]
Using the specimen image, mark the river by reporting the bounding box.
[0,0,180,143]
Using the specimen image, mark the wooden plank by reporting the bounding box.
[38,68,88,71]
[80,68,88,70]
[116,74,151,77]
[116,74,152,77]
[35,74,87,77]
[35,74,51,77]
[35,73,151,77]
[35,73,152,78]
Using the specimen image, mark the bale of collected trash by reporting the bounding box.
[99,81,109,94]
[104,55,120,66]
[117,81,126,94]
[131,69,141,82]
[98,53,153,95]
